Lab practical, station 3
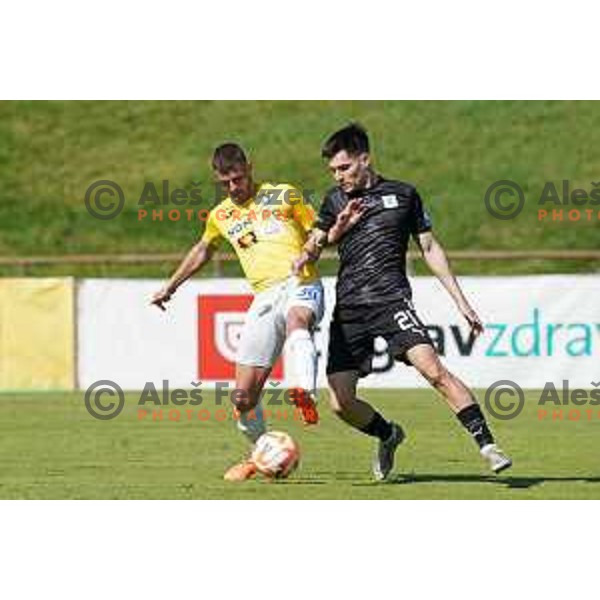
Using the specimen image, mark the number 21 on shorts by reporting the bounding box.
[393,302,421,332]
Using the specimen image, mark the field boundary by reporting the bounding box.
[1,249,599,273]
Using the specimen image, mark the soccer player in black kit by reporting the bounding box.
[294,124,512,480]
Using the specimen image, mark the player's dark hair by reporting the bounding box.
[321,123,370,159]
[212,143,248,172]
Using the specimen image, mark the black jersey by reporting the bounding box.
[316,177,432,308]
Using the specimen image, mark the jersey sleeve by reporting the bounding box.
[200,209,223,247]
[314,191,337,233]
[409,188,432,235]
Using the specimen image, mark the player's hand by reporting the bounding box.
[339,198,366,227]
[462,307,484,338]
[330,198,367,242]
[151,287,173,311]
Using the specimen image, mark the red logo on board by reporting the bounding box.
[197,295,284,380]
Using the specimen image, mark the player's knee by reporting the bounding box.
[326,378,355,416]
[327,391,345,416]
[286,316,312,336]
[426,366,452,391]
[286,306,315,334]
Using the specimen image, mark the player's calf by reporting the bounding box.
[408,346,512,473]
[234,402,267,443]
[233,365,270,443]
[328,371,404,479]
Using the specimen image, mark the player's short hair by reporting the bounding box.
[321,123,370,159]
[212,143,248,172]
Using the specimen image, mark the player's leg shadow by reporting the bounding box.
[379,474,600,489]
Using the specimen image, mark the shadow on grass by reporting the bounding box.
[355,473,600,489]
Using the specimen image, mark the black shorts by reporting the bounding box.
[326,298,434,377]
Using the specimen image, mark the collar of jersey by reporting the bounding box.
[228,182,273,208]
[345,174,385,198]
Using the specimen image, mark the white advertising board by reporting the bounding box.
[78,275,600,390]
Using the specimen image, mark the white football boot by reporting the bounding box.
[480,443,512,473]
[372,422,405,481]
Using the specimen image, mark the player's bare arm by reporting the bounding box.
[151,240,214,311]
[415,231,484,337]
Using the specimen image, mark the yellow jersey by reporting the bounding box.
[201,182,319,292]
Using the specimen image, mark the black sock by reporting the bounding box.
[457,404,494,449]
[359,411,393,441]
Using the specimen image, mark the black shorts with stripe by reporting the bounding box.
[326,298,434,377]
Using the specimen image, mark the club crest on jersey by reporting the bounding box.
[382,194,399,208]
[237,231,257,249]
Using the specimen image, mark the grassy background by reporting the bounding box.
[0,389,598,499]
[0,100,599,277]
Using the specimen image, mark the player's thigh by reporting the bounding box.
[284,279,324,330]
[237,291,286,369]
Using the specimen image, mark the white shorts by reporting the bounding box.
[236,278,325,368]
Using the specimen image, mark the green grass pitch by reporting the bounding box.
[0,389,598,499]
[1,101,599,278]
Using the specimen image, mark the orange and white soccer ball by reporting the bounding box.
[251,431,300,479]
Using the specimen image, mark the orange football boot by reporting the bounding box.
[223,460,258,482]
[289,388,319,425]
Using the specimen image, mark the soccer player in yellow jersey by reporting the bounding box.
[151,143,324,481]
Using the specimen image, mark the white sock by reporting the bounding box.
[285,328,317,394]
[237,402,266,443]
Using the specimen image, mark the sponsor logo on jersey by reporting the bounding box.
[382,194,399,208]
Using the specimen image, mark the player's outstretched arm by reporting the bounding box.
[415,231,484,337]
[151,241,214,311]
